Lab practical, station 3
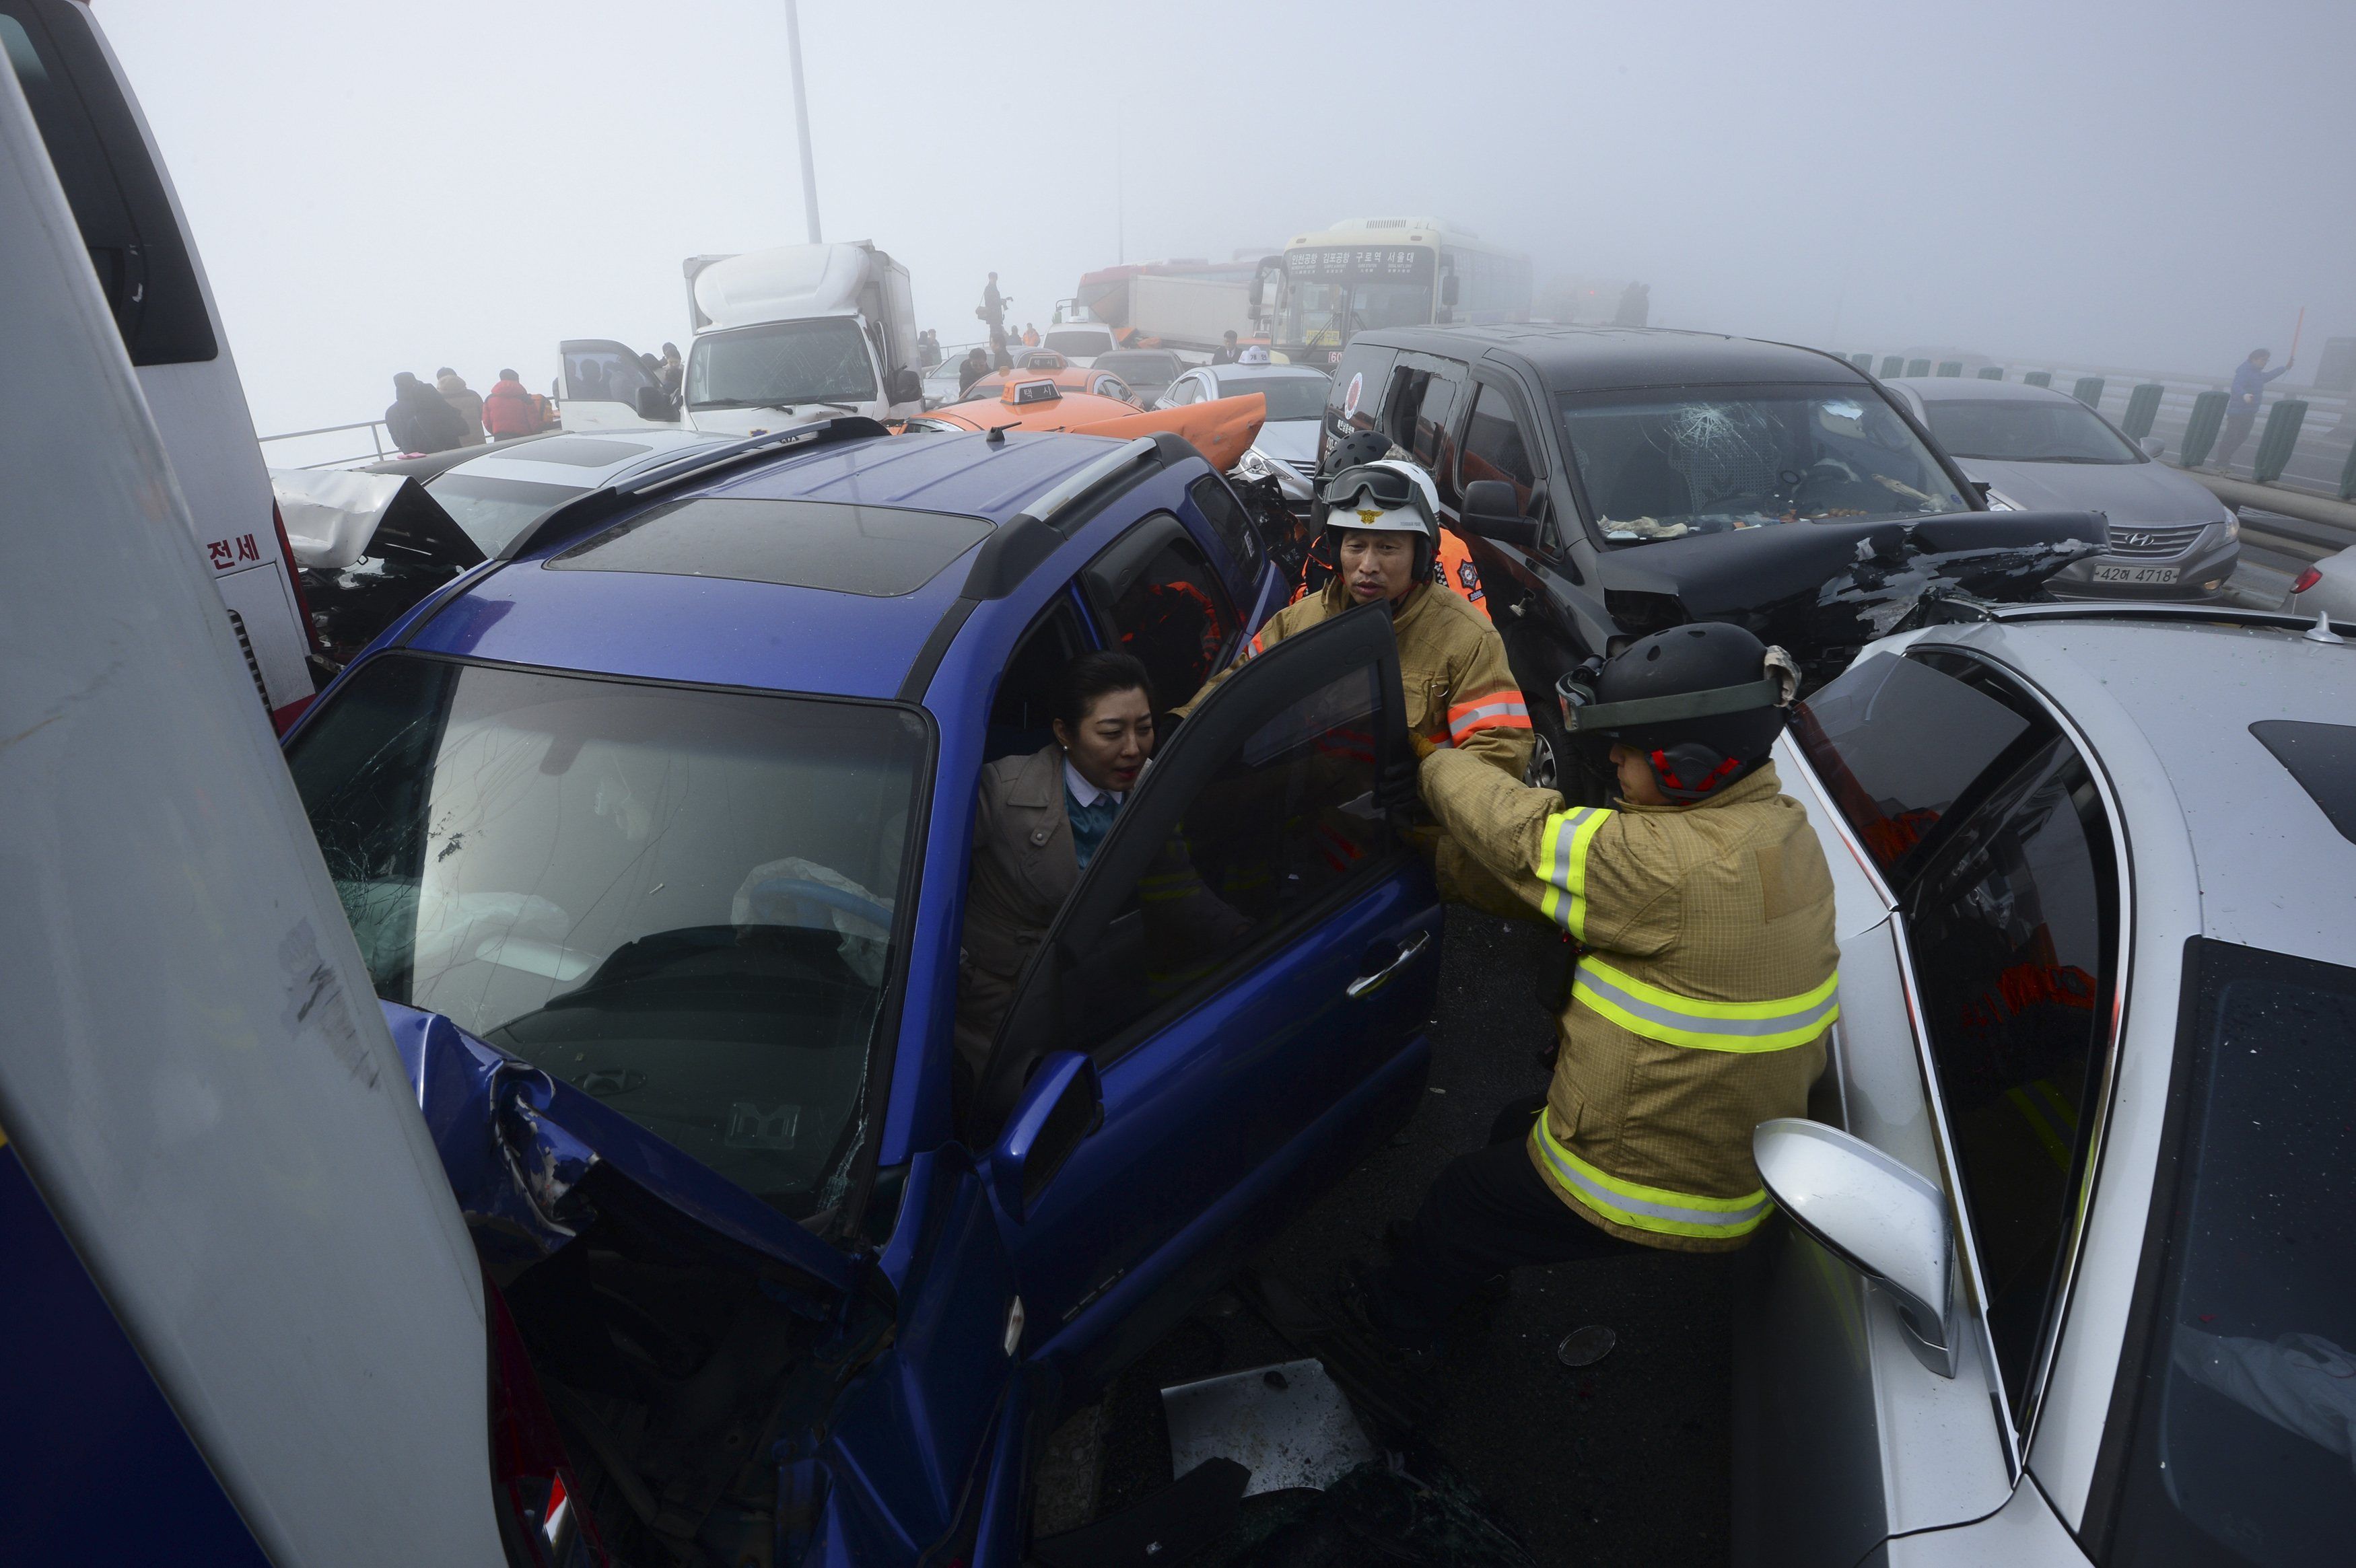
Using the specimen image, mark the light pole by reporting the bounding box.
[784,0,821,244]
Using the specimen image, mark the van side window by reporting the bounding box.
[1406,363,1465,478]
[1325,343,1397,446]
[1374,359,1465,494]
[1459,382,1538,510]
[2,1,216,364]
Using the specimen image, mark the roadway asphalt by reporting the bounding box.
[1077,907,1737,1567]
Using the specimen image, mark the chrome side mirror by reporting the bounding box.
[1754,1118,1957,1377]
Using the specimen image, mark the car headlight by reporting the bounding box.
[1234,447,1276,481]
[2221,511,2240,541]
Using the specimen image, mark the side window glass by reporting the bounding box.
[988,596,1086,760]
[1189,475,1263,577]
[1064,665,1398,1055]
[1103,524,1239,711]
[1165,376,1200,406]
[1457,383,1538,509]
[1410,366,1465,476]
[565,346,656,402]
[1328,344,1397,443]
[3,2,215,364]
[1906,738,2113,1425]
[1792,652,2034,877]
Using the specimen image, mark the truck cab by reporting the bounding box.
[559,242,927,437]
[681,242,924,435]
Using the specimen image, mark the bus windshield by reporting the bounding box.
[1276,245,1435,351]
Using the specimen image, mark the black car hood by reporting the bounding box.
[1595,509,2103,677]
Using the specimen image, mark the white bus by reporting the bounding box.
[1266,217,1531,367]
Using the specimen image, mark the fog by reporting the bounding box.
[101,0,2356,437]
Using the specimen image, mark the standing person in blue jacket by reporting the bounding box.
[2213,346,2294,472]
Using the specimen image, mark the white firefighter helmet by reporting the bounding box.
[1319,459,1440,544]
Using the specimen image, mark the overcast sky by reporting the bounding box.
[100,0,2356,438]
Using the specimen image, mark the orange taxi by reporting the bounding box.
[906,377,1268,474]
[952,350,1137,407]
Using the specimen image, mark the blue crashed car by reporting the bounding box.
[281,418,1444,1564]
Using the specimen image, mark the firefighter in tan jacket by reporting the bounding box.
[1352,622,1840,1348]
[1179,460,1532,905]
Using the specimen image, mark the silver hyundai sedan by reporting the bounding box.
[1735,603,2355,1566]
[1890,378,2242,601]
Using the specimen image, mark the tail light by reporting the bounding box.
[2291,567,2322,596]
[485,1269,610,1567]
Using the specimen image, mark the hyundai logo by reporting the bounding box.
[2118,532,2152,546]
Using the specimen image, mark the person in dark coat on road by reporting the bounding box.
[981,272,1005,337]
[957,347,990,396]
[386,371,468,454]
[1212,330,1241,365]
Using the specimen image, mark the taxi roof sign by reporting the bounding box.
[1004,378,1062,406]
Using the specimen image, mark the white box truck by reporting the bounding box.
[557,241,924,436]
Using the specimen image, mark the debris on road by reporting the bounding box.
[1162,1359,1376,1497]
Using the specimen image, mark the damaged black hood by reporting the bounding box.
[1596,509,2104,682]
[275,470,487,668]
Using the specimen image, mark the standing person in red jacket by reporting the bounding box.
[481,369,539,441]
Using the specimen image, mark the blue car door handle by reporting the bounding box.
[1346,930,1432,999]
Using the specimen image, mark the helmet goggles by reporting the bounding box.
[1319,464,1438,531]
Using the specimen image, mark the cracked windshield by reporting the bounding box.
[284,653,925,1216]
[1558,388,1970,541]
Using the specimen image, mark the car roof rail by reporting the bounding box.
[897,433,1198,702]
[1016,435,1165,536]
[495,415,893,561]
[1982,601,2354,637]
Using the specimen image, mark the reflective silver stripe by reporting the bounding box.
[1537,807,1611,938]
[1531,1114,1771,1238]
[1573,957,1840,1053]
[1448,698,1531,738]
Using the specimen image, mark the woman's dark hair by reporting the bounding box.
[1053,651,1154,732]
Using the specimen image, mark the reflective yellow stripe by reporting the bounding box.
[1572,956,1839,1053]
[1536,807,1612,940]
[1531,1112,1770,1240]
[2007,1080,2077,1170]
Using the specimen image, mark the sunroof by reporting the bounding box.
[2250,721,2356,845]
[547,497,992,596]
[503,438,654,468]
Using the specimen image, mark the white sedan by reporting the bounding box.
[1156,363,1332,501]
[1737,602,2356,1565]
[2281,540,2356,626]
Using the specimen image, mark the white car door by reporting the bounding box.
[1,77,507,1567]
[559,336,666,430]
[1739,643,2130,1565]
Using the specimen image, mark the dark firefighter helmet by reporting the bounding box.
[1557,622,1801,801]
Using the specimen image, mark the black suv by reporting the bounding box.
[1319,325,2100,797]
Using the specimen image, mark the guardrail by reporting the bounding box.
[256,418,402,471]
[1850,346,2355,502]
